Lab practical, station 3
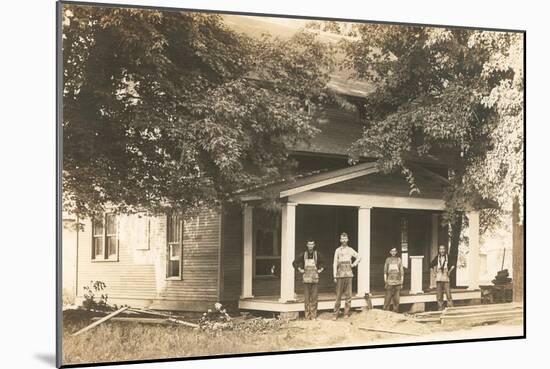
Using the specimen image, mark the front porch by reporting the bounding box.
[238,162,482,312]
[239,289,482,313]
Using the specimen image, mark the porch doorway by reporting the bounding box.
[370,208,438,291]
[294,204,358,295]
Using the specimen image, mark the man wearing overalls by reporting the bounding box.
[293,239,325,320]
[430,245,455,310]
[383,247,404,312]
[332,232,361,320]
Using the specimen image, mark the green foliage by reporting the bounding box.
[62,5,334,217]
[342,25,523,229]
[82,280,109,311]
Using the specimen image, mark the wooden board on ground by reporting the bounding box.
[412,303,523,324]
[359,327,420,336]
[91,317,173,325]
[72,307,129,336]
[127,308,185,320]
[440,303,523,325]
[444,302,522,312]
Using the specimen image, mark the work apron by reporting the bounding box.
[436,256,450,282]
[387,260,402,285]
[303,252,319,283]
[336,260,353,278]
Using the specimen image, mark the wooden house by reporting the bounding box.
[64,96,483,314]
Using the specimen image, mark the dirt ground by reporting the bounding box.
[62,308,524,365]
[285,309,523,349]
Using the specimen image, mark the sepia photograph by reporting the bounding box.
[58,1,525,367]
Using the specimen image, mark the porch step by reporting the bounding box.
[240,290,482,313]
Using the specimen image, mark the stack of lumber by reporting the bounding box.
[412,310,442,323]
[440,303,523,325]
[412,303,523,325]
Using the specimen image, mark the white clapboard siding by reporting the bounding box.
[75,208,221,311]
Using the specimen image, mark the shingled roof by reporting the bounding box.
[290,106,455,167]
[291,107,365,156]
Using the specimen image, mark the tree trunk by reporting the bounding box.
[449,213,463,288]
[512,197,524,302]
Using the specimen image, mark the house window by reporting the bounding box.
[254,210,281,277]
[400,217,408,268]
[91,213,118,261]
[166,213,183,279]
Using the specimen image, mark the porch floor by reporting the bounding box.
[239,288,481,312]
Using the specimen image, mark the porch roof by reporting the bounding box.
[238,161,452,202]
[238,161,379,200]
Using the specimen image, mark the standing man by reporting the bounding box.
[383,247,404,313]
[333,232,361,320]
[293,238,325,320]
[430,244,455,310]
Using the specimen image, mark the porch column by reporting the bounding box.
[357,206,372,296]
[430,213,439,289]
[410,256,424,294]
[467,211,480,290]
[279,202,297,302]
[241,205,254,299]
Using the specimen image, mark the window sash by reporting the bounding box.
[93,236,104,258]
[92,213,118,260]
[107,236,117,256]
[254,225,281,277]
[92,218,104,236]
[169,243,181,260]
[255,258,281,277]
[255,229,280,257]
[166,214,183,279]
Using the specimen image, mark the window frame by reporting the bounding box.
[91,212,119,262]
[400,217,409,269]
[166,212,183,280]
[253,219,281,279]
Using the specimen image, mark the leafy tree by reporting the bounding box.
[341,24,523,286]
[62,5,334,217]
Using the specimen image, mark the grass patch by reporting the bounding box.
[62,309,524,366]
[62,311,312,365]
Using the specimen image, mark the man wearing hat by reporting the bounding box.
[332,232,361,320]
[293,238,325,320]
[383,247,404,312]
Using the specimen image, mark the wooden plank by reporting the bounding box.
[444,302,522,312]
[359,327,420,336]
[413,311,442,317]
[443,308,522,316]
[413,317,441,323]
[444,304,522,311]
[72,307,128,336]
[89,316,200,327]
[442,310,523,320]
[127,308,183,319]
[91,317,171,325]
[166,318,199,328]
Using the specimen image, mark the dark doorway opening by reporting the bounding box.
[295,205,358,294]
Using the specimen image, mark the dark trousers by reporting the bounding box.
[303,283,318,319]
[383,285,401,312]
[436,281,454,310]
[334,277,352,316]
